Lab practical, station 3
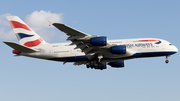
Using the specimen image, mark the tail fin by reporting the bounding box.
[6,16,47,47]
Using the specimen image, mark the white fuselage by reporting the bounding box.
[20,38,178,63]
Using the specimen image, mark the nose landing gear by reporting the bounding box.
[165,56,169,63]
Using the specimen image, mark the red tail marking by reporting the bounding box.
[13,50,21,54]
[9,21,31,31]
[24,38,43,47]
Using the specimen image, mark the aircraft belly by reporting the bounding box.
[48,51,176,62]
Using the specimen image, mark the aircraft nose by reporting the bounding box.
[173,45,178,53]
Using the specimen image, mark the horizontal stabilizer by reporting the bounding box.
[3,41,39,52]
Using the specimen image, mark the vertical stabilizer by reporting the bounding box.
[6,16,47,47]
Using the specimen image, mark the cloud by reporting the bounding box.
[24,10,64,42]
[0,13,17,40]
[0,13,12,26]
[25,10,63,28]
[0,10,64,42]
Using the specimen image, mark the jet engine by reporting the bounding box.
[97,62,107,70]
[108,61,124,68]
[90,36,107,46]
[110,45,126,54]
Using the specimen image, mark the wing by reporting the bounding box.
[53,23,90,36]
[52,23,135,60]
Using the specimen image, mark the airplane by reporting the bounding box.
[3,16,178,70]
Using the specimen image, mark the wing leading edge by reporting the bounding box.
[53,23,90,36]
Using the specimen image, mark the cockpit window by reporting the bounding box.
[169,44,172,45]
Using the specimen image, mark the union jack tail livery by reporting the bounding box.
[6,16,47,47]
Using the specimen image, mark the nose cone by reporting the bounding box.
[174,46,178,52]
[172,45,178,53]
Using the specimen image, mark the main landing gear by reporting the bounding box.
[165,56,169,64]
[86,54,106,70]
[86,61,106,70]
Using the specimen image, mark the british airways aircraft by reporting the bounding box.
[4,16,178,70]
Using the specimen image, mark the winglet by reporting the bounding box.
[47,20,54,26]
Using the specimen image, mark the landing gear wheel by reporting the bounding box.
[165,56,170,64]
[165,60,169,63]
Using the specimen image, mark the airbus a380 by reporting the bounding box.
[4,16,178,70]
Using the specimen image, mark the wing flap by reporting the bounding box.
[3,41,39,52]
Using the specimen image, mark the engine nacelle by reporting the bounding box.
[90,36,107,46]
[110,45,126,54]
[108,61,124,68]
[98,62,107,70]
